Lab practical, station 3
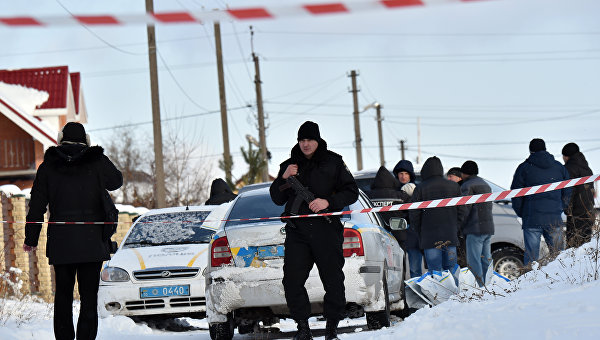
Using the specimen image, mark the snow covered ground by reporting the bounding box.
[2,237,600,340]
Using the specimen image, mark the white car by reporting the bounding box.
[98,205,228,320]
[205,188,408,340]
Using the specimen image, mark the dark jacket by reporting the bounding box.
[460,175,494,236]
[205,178,237,205]
[393,159,416,184]
[564,152,594,217]
[510,151,571,228]
[409,157,464,249]
[25,144,123,265]
[270,139,358,225]
[367,166,406,240]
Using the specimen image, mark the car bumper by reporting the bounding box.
[98,280,206,318]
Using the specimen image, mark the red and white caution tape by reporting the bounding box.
[0,0,491,27]
[2,173,598,225]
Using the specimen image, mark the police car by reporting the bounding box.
[98,204,229,320]
[204,187,408,339]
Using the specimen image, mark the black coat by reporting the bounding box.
[510,151,571,228]
[270,139,358,225]
[409,157,464,250]
[366,166,406,239]
[460,175,494,236]
[564,152,594,217]
[25,144,123,265]
[205,178,237,205]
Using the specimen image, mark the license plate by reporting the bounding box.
[257,245,285,259]
[140,285,190,298]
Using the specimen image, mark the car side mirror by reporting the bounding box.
[389,218,408,231]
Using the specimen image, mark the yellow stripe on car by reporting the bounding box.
[131,249,146,270]
[187,248,208,267]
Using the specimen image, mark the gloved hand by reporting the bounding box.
[401,183,416,196]
[23,244,37,253]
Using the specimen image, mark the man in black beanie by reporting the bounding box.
[561,142,595,247]
[24,122,122,340]
[270,121,358,340]
[459,160,494,286]
[511,138,571,265]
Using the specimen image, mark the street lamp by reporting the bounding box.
[361,102,385,167]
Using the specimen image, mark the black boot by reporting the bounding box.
[293,320,313,340]
[325,319,340,340]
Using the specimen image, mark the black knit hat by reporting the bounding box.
[297,121,321,141]
[562,142,579,157]
[59,122,88,145]
[529,138,546,153]
[446,167,462,178]
[461,160,479,176]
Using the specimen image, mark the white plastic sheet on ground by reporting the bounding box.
[405,264,510,308]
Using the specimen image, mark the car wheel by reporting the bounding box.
[366,271,391,329]
[209,313,234,340]
[492,247,524,280]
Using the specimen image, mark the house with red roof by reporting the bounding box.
[0,65,88,189]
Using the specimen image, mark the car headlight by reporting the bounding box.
[101,267,130,282]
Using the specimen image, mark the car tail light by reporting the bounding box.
[343,229,364,257]
[211,237,233,267]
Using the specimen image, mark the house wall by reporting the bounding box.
[0,115,36,172]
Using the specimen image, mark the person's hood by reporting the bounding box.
[526,150,557,169]
[371,166,400,190]
[392,159,416,183]
[209,178,234,197]
[44,145,104,165]
[290,137,328,164]
[420,156,444,180]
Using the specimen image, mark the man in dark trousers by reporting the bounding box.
[23,122,122,340]
[205,178,237,205]
[511,138,570,265]
[459,160,494,286]
[562,142,595,247]
[409,156,464,273]
[270,121,358,340]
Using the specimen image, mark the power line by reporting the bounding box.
[256,29,600,38]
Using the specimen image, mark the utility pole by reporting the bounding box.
[214,21,232,185]
[251,26,269,182]
[145,0,166,208]
[349,70,362,171]
[400,140,406,160]
[375,103,385,166]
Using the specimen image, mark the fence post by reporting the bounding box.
[11,195,30,295]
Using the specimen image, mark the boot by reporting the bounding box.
[293,320,313,340]
[325,319,340,340]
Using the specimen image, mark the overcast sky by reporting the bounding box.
[2,0,599,189]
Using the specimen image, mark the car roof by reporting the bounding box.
[138,205,216,218]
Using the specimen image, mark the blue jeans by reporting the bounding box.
[423,246,457,273]
[407,249,423,278]
[523,225,565,265]
[466,234,492,286]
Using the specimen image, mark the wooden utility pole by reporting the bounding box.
[400,140,406,160]
[349,70,362,171]
[214,22,232,185]
[375,103,385,166]
[145,0,166,208]
[251,27,269,182]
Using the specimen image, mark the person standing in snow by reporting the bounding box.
[366,165,406,240]
[392,159,422,278]
[270,121,358,340]
[459,160,494,286]
[561,143,595,248]
[510,138,571,265]
[23,122,122,340]
[205,178,237,205]
[409,156,465,273]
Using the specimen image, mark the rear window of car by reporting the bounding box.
[225,193,284,228]
[123,211,215,248]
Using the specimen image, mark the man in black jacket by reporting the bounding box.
[24,122,122,340]
[409,156,464,273]
[562,143,595,248]
[459,160,494,286]
[270,121,358,340]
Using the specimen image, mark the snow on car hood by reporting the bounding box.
[108,244,209,271]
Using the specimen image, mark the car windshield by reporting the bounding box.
[123,211,215,248]
[225,193,284,228]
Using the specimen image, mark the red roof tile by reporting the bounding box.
[0,66,69,110]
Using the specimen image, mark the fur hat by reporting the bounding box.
[562,142,579,157]
[297,121,321,141]
[460,160,479,176]
[446,167,462,178]
[57,122,89,146]
[529,138,546,153]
